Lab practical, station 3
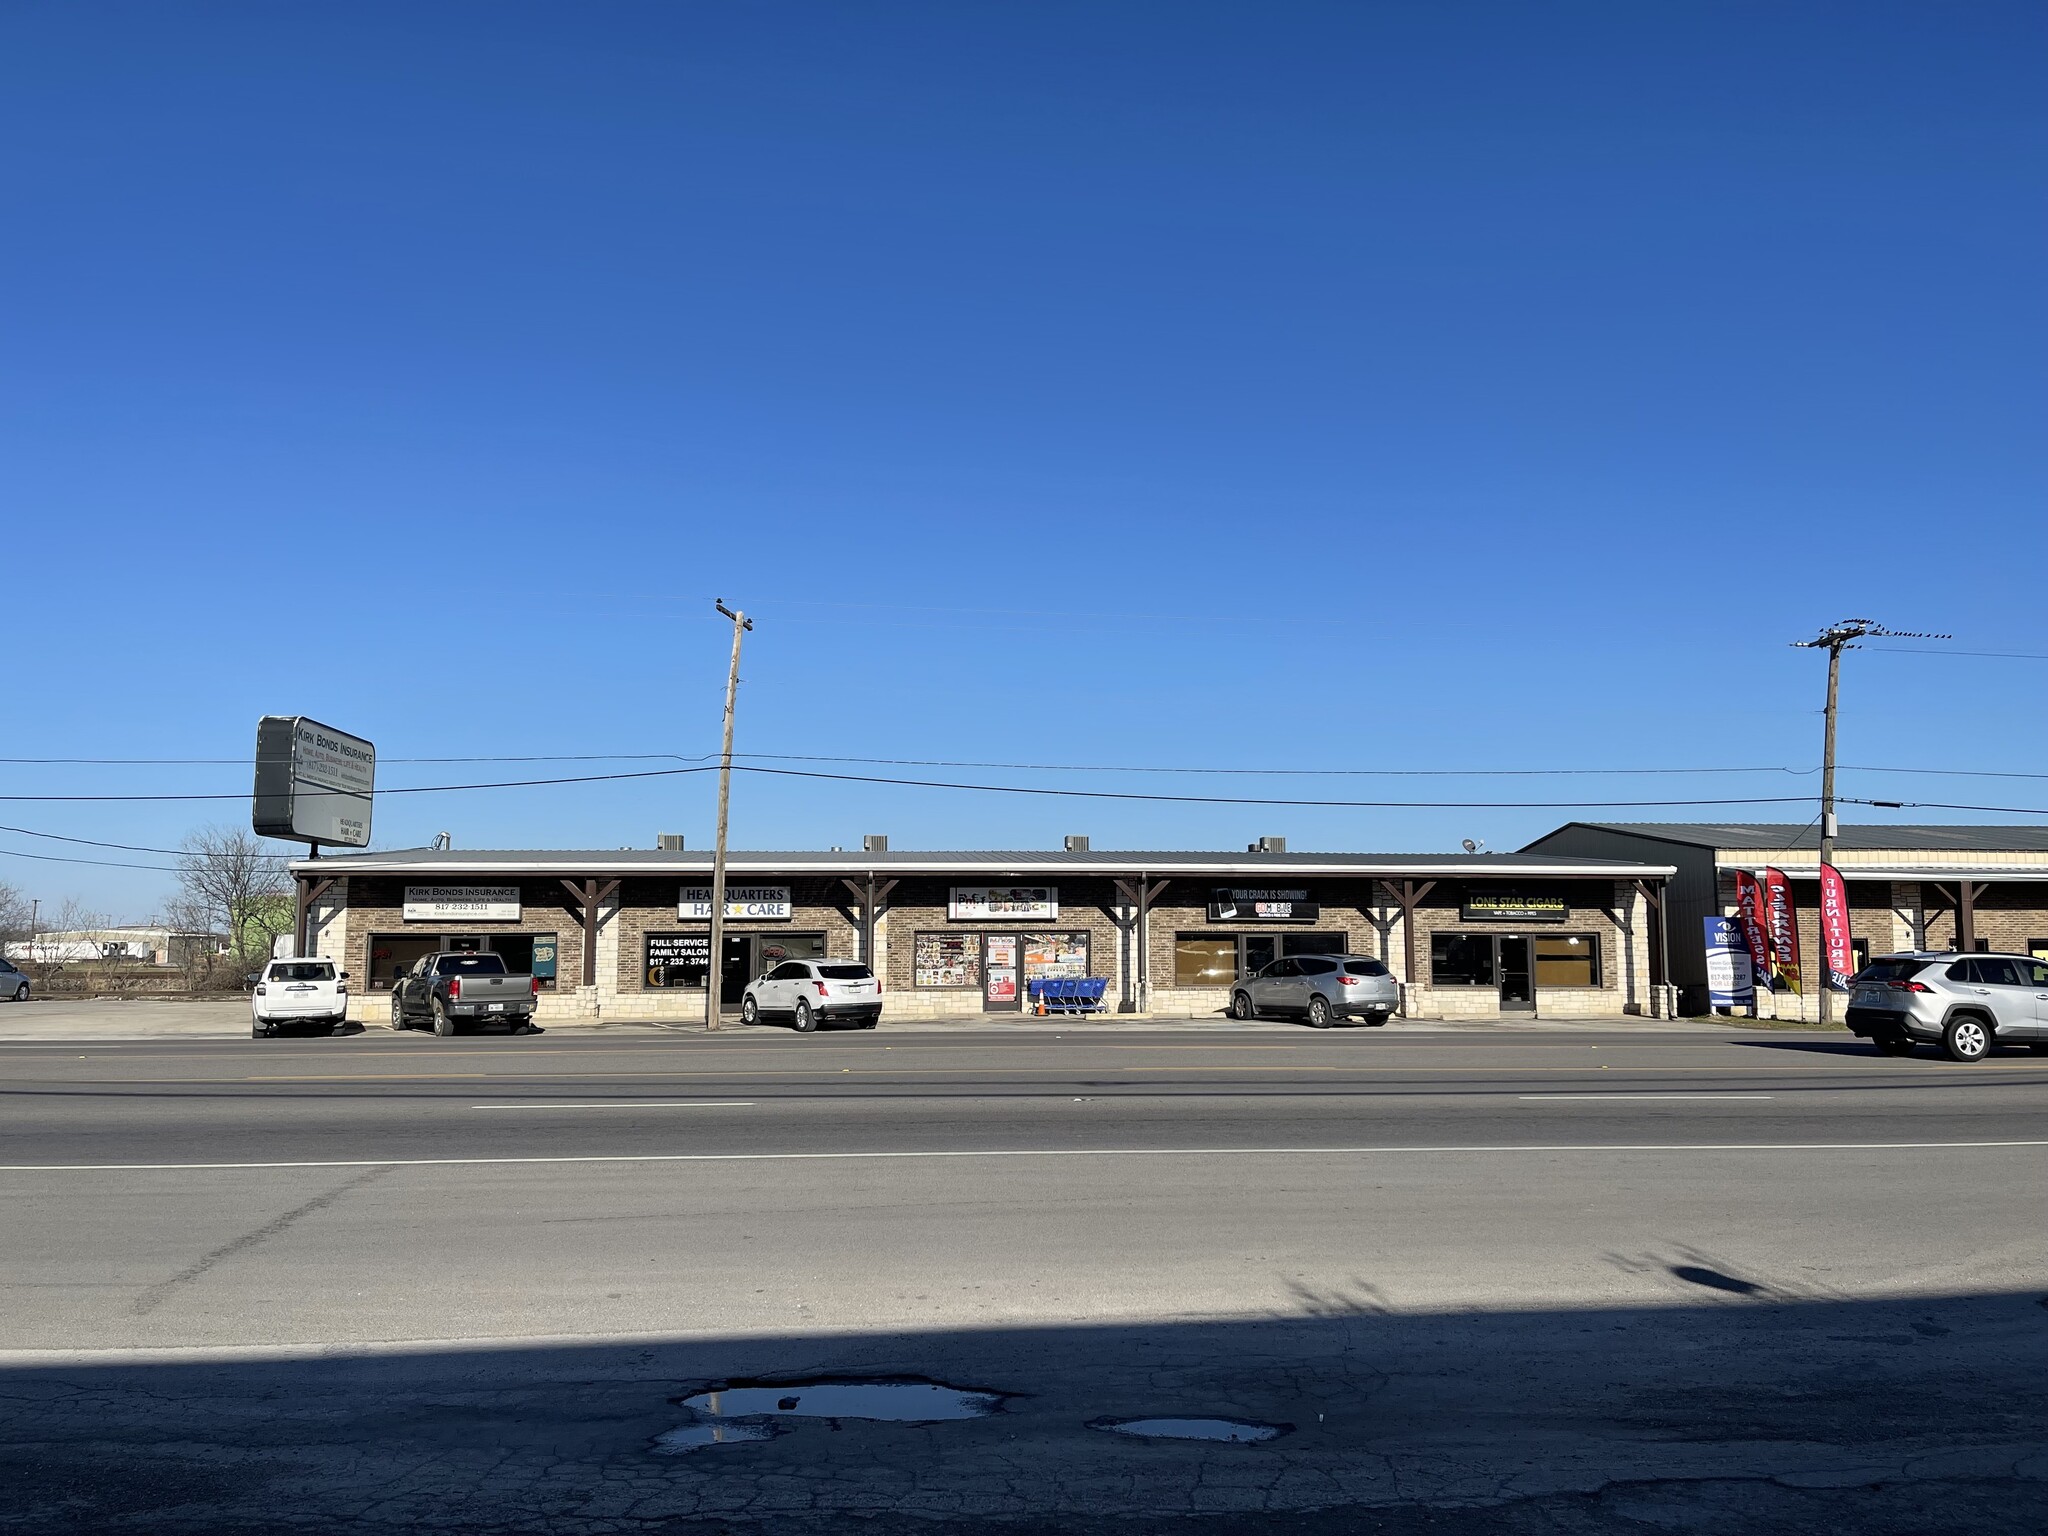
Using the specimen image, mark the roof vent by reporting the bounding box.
[1064,835,1090,852]
[1249,836,1287,854]
[863,834,889,853]
[657,834,685,851]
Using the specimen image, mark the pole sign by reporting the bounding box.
[1818,863,1855,992]
[1762,866,1802,994]
[1702,915,1755,1009]
[1732,870,1774,994]
[252,716,375,847]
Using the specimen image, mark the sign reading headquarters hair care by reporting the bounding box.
[678,886,792,921]
[1208,888,1321,922]
[1461,891,1568,923]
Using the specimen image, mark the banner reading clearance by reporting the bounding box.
[1763,866,1802,994]
[1818,863,1855,992]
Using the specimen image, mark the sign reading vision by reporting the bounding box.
[1461,890,1568,923]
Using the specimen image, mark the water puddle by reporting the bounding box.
[1088,1416,1289,1443]
[650,1421,781,1455]
[679,1379,1006,1422]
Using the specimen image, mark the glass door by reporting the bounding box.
[982,934,1021,1011]
[1498,936,1535,1011]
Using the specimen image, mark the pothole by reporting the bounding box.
[650,1421,782,1454]
[674,1377,1010,1425]
[1088,1416,1289,1443]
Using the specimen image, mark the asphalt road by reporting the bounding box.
[4,1028,2046,1535]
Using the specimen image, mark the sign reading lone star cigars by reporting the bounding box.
[252,716,375,847]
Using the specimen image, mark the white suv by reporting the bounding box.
[741,960,881,1032]
[251,959,350,1037]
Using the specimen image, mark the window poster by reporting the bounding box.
[914,932,979,988]
[1023,932,1090,980]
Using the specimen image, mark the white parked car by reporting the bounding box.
[251,958,350,1038]
[740,960,881,1032]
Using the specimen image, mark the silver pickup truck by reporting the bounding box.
[392,952,540,1035]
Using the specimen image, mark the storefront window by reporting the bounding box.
[645,932,711,988]
[1533,935,1600,988]
[1023,932,1090,981]
[1431,934,1497,986]
[1175,936,1238,987]
[914,932,979,988]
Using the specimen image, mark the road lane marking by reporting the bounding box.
[1517,1094,1775,1101]
[2,1139,2043,1172]
[468,1102,755,1110]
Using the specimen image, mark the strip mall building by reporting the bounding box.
[290,838,1680,1025]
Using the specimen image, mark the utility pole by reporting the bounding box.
[1794,618,1949,1022]
[706,600,753,1030]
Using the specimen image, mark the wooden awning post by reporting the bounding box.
[294,875,334,960]
[559,878,620,989]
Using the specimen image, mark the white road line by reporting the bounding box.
[0,1139,2043,1173]
[468,1102,755,1110]
[1517,1094,1775,1101]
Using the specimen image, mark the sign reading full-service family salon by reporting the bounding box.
[403,886,521,922]
[678,886,792,921]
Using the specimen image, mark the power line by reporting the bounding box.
[0,824,292,859]
[0,844,184,873]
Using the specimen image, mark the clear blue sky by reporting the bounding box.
[3,1,2043,919]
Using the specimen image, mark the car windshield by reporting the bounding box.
[436,955,508,975]
[818,964,872,979]
[271,962,335,982]
[1342,960,1389,977]
[1853,958,1930,984]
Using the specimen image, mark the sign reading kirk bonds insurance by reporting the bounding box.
[949,886,1059,921]
[403,886,521,922]
[677,886,792,921]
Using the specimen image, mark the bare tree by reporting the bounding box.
[176,826,294,964]
[0,880,30,951]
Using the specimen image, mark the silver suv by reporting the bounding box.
[1845,952,2048,1061]
[1229,954,1398,1028]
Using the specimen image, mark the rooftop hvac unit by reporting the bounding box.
[1064,835,1090,851]
[1249,836,1288,854]
[863,834,889,853]
[657,834,685,851]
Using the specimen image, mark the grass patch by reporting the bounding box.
[1687,1014,1851,1033]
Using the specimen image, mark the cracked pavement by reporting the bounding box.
[3,1029,2045,1532]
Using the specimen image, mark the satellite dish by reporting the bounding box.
[1461,838,1484,854]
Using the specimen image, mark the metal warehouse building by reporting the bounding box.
[1522,822,2048,1016]
[289,839,1678,1025]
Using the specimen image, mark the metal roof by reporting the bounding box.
[289,847,1674,879]
[1539,822,2048,854]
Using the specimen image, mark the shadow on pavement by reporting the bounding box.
[3,1289,2044,1535]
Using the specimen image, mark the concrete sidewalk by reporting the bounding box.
[0,997,1731,1041]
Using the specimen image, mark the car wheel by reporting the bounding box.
[431,999,455,1038]
[1306,994,1332,1029]
[1942,1014,1990,1063]
[1366,1012,1389,1027]
[251,1022,266,1038]
[1875,1038,1917,1056]
[793,999,816,1033]
[11,984,26,1002]
[741,996,759,1026]
[391,996,407,1031]
[1229,991,1256,1020]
